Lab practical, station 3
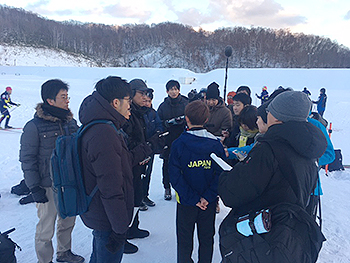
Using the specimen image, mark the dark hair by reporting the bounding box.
[146,90,154,100]
[238,105,258,130]
[166,80,180,91]
[232,92,251,105]
[236,86,251,96]
[265,87,293,104]
[185,100,209,126]
[41,79,69,103]
[320,88,326,94]
[95,76,132,103]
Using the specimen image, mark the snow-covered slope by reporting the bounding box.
[0,44,96,67]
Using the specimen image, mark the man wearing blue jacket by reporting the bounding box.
[169,100,226,263]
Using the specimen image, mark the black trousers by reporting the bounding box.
[142,154,155,197]
[162,157,171,189]
[176,202,216,263]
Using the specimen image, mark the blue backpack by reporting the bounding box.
[51,120,120,219]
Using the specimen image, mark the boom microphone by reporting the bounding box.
[225,45,233,58]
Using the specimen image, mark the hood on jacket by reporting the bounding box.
[261,121,327,159]
[79,91,127,129]
[179,129,220,155]
[35,103,74,123]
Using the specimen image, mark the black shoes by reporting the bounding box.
[142,196,155,207]
[123,240,138,254]
[124,228,150,254]
[164,188,172,200]
[127,228,150,240]
[56,249,84,263]
[139,202,148,211]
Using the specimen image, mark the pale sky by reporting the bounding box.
[2,0,350,48]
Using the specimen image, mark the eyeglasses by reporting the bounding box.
[59,95,70,101]
[136,90,148,96]
[123,97,132,103]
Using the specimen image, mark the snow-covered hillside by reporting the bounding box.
[0,44,96,67]
[0,65,350,263]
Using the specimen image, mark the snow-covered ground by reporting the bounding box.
[0,65,350,263]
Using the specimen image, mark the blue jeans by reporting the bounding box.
[90,230,124,263]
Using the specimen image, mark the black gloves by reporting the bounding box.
[30,186,48,203]
[105,231,126,254]
[19,194,34,205]
[147,131,166,154]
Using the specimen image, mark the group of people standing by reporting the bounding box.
[14,76,332,263]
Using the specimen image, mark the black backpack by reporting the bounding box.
[328,149,345,172]
[0,228,21,263]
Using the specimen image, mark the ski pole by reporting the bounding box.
[0,104,20,117]
[325,122,332,176]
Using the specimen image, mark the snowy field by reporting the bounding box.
[0,66,350,263]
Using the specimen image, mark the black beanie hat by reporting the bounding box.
[206,82,220,100]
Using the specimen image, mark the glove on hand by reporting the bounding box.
[147,131,166,154]
[105,231,126,254]
[30,186,48,203]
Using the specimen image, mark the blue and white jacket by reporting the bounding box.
[169,128,226,206]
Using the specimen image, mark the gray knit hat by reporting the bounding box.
[267,91,311,122]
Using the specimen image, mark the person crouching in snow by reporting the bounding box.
[169,100,226,263]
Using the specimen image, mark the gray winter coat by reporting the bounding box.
[20,103,78,189]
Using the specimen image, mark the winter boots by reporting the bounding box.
[164,188,172,200]
[56,249,84,263]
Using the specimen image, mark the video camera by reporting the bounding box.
[187,89,206,102]
[165,115,185,127]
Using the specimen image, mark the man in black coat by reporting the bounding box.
[157,80,188,200]
[20,79,84,263]
[79,76,152,262]
[218,91,327,263]
[122,79,162,254]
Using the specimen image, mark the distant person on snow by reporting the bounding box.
[0,86,20,129]
[313,88,327,117]
[302,87,311,97]
[255,86,269,105]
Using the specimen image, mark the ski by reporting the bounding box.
[0,128,23,133]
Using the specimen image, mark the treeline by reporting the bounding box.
[1,5,350,72]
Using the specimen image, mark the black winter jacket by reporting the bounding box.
[20,103,78,189]
[157,95,188,156]
[218,121,327,263]
[78,91,152,235]
[123,102,153,206]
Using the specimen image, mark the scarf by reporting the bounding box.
[238,126,259,147]
[42,103,70,121]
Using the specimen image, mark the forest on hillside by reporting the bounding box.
[1,5,350,72]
